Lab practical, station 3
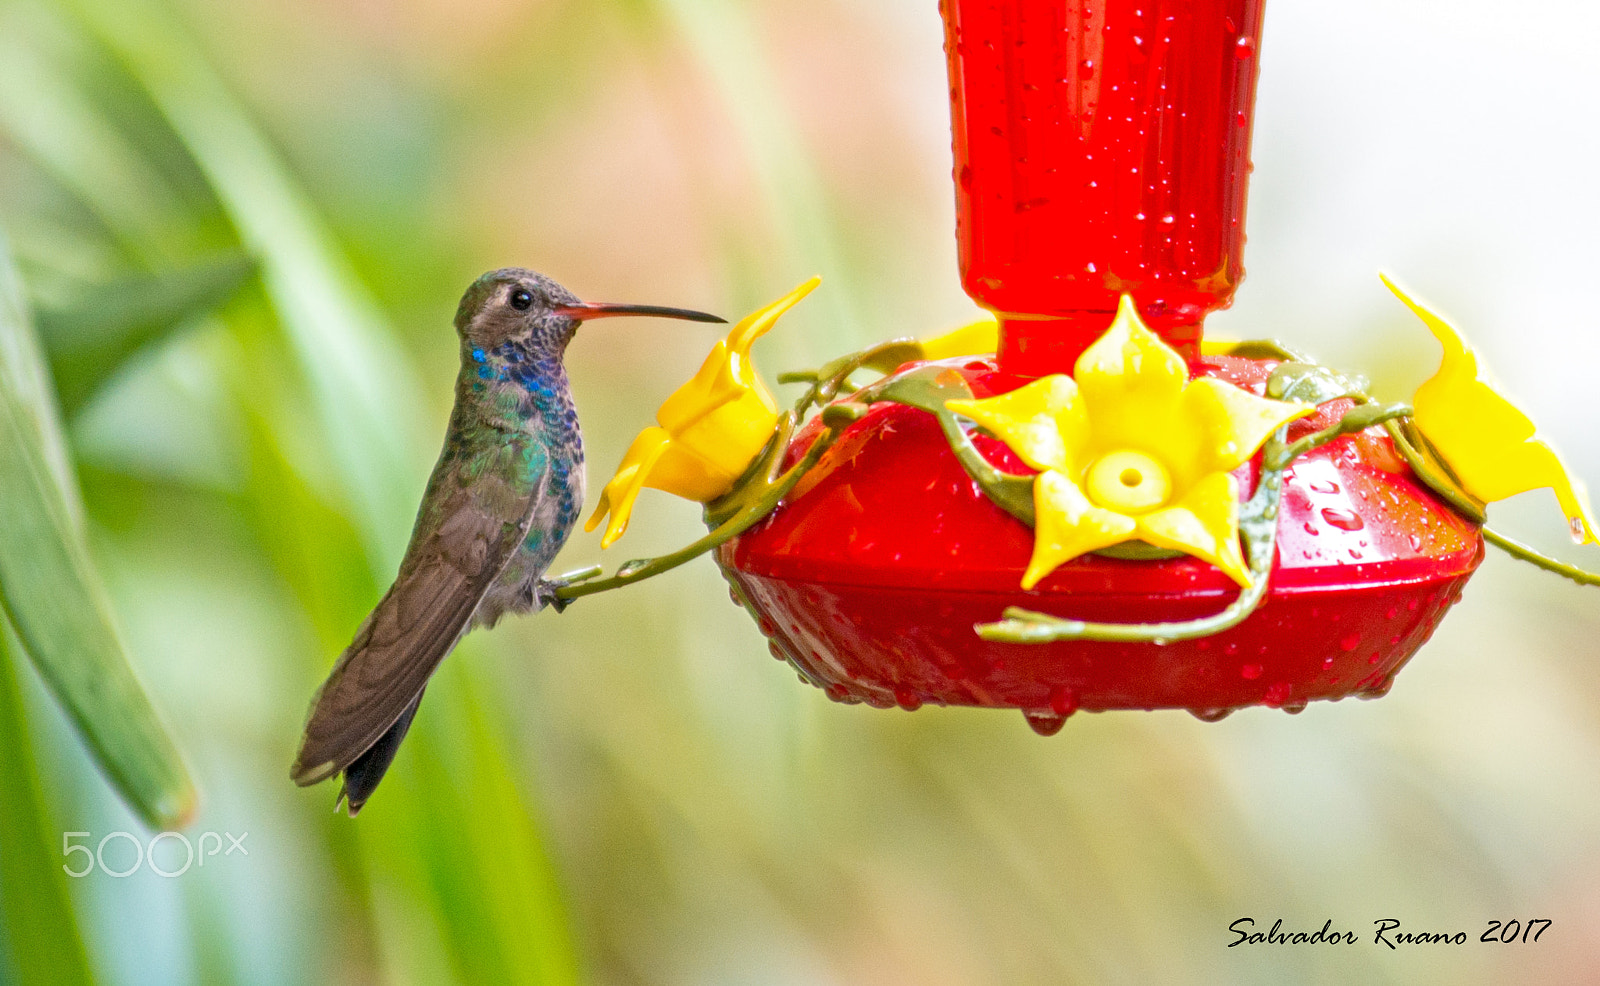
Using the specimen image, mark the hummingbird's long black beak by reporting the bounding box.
[553,302,725,324]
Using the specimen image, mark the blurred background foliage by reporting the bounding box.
[0,0,1599,983]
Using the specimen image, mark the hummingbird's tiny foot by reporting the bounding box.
[533,578,573,614]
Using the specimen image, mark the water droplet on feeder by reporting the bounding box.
[1340,633,1361,651]
[1282,700,1308,715]
[894,687,923,711]
[1321,507,1364,531]
[1050,686,1079,717]
[1308,480,1340,494]
[1234,36,1255,58]
[1359,676,1395,700]
[1240,663,1263,680]
[1264,682,1292,705]
[1190,707,1234,722]
[1024,710,1068,736]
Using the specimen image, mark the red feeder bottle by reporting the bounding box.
[717,0,1482,729]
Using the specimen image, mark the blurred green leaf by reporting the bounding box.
[0,625,96,986]
[0,1,192,263]
[69,0,432,573]
[35,251,255,414]
[0,228,195,831]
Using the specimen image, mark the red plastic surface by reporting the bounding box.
[718,357,1483,725]
[943,0,1265,374]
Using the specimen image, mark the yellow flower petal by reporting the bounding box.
[1182,376,1314,475]
[946,375,1086,474]
[728,276,820,360]
[918,316,999,361]
[585,427,673,548]
[1070,295,1209,478]
[1022,470,1138,589]
[1385,274,1599,544]
[592,280,814,548]
[1134,472,1251,588]
[657,277,817,436]
[1074,294,1189,438]
[646,392,778,500]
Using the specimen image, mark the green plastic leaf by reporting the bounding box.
[35,252,256,414]
[1265,361,1370,406]
[0,229,196,831]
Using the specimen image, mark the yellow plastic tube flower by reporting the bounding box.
[586,277,819,548]
[1383,274,1598,544]
[946,295,1315,589]
[917,316,999,360]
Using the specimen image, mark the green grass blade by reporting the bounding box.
[0,229,196,831]
[35,252,256,414]
[0,624,96,986]
[0,226,81,529]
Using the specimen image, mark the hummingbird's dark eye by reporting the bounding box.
[509,288,534,311]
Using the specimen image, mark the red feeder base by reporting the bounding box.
[718,356,1484,730]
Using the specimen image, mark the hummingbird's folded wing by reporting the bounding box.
[290,472,538,788]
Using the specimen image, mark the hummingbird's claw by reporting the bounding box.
[533,577,575,614]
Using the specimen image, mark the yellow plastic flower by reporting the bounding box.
[861,315,998,375]
[586,277,819,548]
[917,316,998,360]
[946,295,1315,589]
[1383,274,1598,544]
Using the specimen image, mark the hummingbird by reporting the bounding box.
[290,268,723,814]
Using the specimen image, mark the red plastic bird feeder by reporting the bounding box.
[712,0,1485,730]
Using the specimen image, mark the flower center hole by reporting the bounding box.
[1120,468,1142,487]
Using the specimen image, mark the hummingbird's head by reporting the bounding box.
[455,268,724,363]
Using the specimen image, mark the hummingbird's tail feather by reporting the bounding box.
[292,487,536,798]
[337,692,423,816]
[290,556,482,790]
